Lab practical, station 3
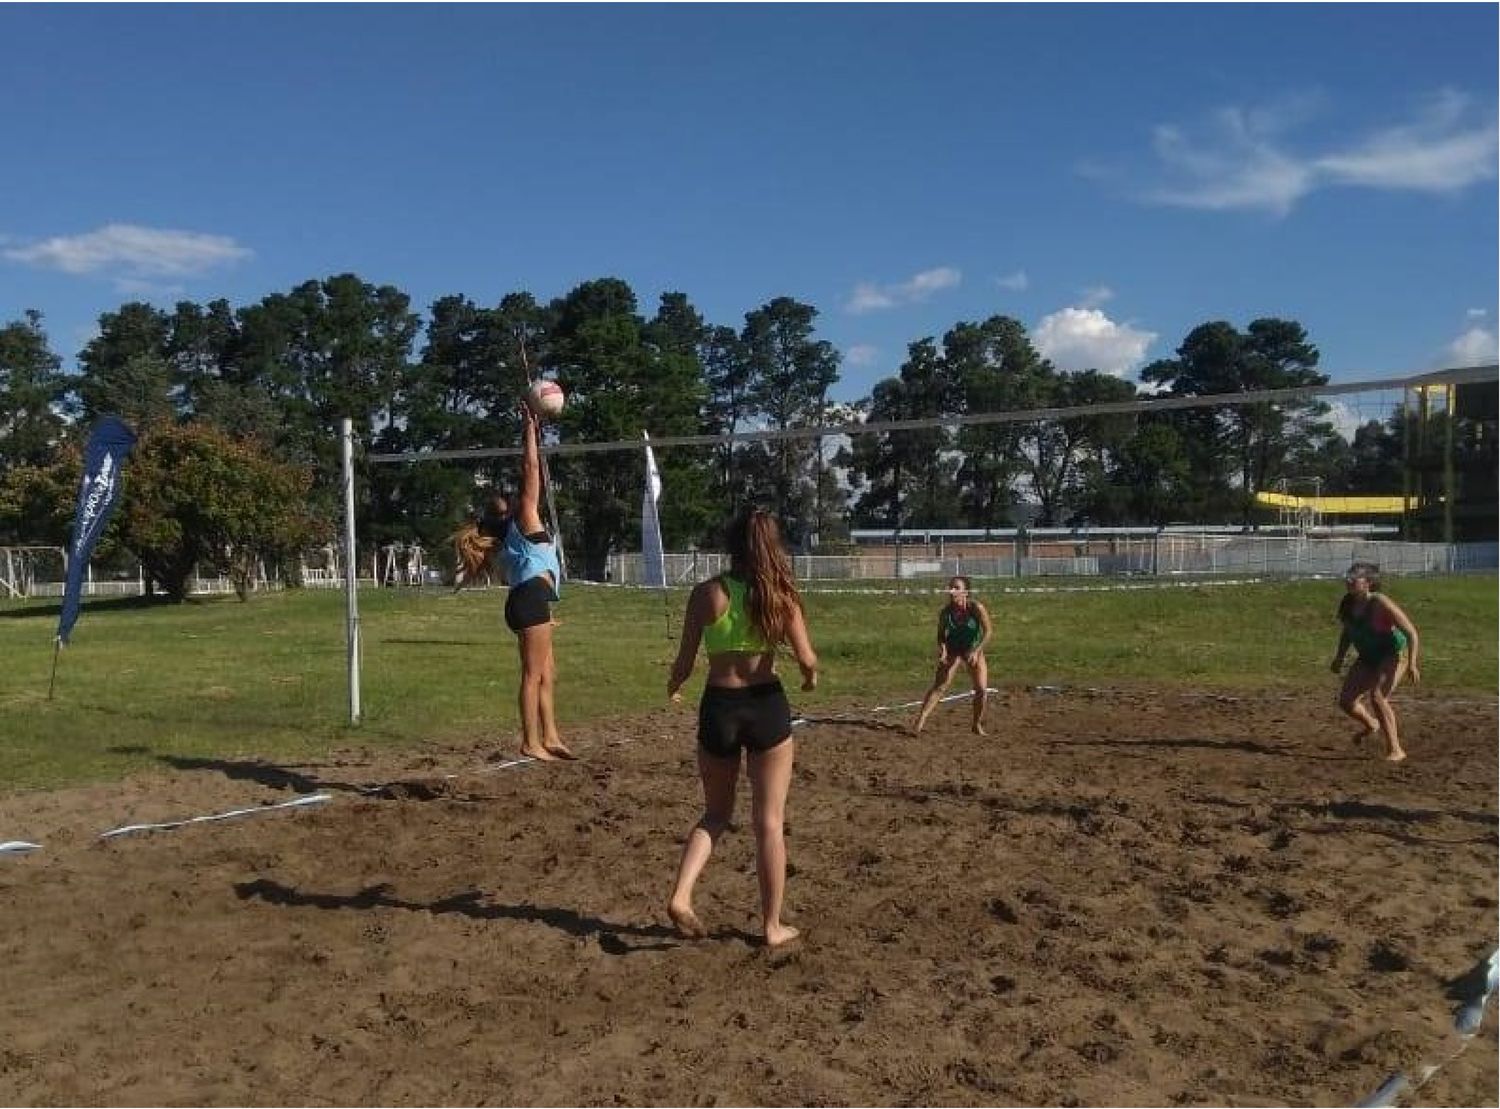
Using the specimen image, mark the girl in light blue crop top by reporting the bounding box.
[487,405,573,763]
[501,522,562,600]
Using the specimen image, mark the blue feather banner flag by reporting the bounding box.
[56,416,137,645]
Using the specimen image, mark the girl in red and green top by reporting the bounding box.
[913,576,993,736]
[1332,561,1421,762]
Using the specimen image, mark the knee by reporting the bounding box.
[699,812,732,839]
[752,810,784,843]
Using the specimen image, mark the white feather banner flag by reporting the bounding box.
[641,432,666,588]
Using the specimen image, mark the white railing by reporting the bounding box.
[604,539,1497,585]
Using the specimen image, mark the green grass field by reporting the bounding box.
[1,575,1494,791]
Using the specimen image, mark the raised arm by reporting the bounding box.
[516,406,545,536]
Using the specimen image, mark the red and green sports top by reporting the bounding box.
[1339,596,1408,661]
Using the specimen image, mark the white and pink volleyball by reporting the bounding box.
[525,379,565,419]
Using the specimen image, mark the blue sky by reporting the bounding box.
[2,3,1496,406]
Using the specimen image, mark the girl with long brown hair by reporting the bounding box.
[452,406,573,762]
[666,508,819,948]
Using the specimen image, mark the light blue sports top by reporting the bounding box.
[502,522,561,599]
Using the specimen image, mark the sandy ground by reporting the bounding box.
[0,684,1495,1107]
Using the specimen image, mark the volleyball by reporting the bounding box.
[526,379,565,419]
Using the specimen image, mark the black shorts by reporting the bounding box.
[504,575,553,633]
[697,681,793,760]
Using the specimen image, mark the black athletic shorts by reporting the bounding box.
[504,575,553,633]
[697,681,793,759]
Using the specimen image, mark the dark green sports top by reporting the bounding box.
[941,604,982,651]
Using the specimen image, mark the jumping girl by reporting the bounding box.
[1331,561,1421,762]
[912,575,993,736]
[454,406,573,762]
[665,508,819,949]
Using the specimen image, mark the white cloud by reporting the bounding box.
[1443,326,1498,367]
[847,284,896,313]
[1078,285,1114,308]
[1324,400,1367,442]
[3,223,252,288]
[1316,90,1497,191]
[844,343,879,368]
[1135,91,1497,215]
[995,270,1029,292]
[1466,307,1489,319]
[846,266,961,314]
[1033,307,1157,377]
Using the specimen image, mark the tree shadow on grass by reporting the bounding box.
[0,594,233,621]
[234,878,746,955]
[82,701,414,747]
[377,638,490,648]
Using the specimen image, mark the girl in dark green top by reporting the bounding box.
[1331,562,1421,762]
[913,576,993,736]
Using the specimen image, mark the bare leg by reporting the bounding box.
[913,658,961,734]
[668,750,738,938]
[538,639,574,759]
[747,738,798,947]
[517,625,558,761]
[1338,662,1383,742]
[968,653,989,735]
[1370,655,1407,762]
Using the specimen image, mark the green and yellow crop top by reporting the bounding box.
[702,574,771,656]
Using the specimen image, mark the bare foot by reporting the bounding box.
[543,742,579,761]
[668,902,707,939]
[764,923,800,948]
[519,744,560,762]
[972,722,987,736]
[1385,749,1407,763]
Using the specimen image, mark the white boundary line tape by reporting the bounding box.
[98,793,334,840]
[1356,948,1498,1107]
[793,686,996,727]
[0,840,41,857]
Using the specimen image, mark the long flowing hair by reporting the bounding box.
[725,508,804,647]
[451,492,509,585]
[451,519,497,582]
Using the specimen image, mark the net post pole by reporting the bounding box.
[340,417,362,725]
